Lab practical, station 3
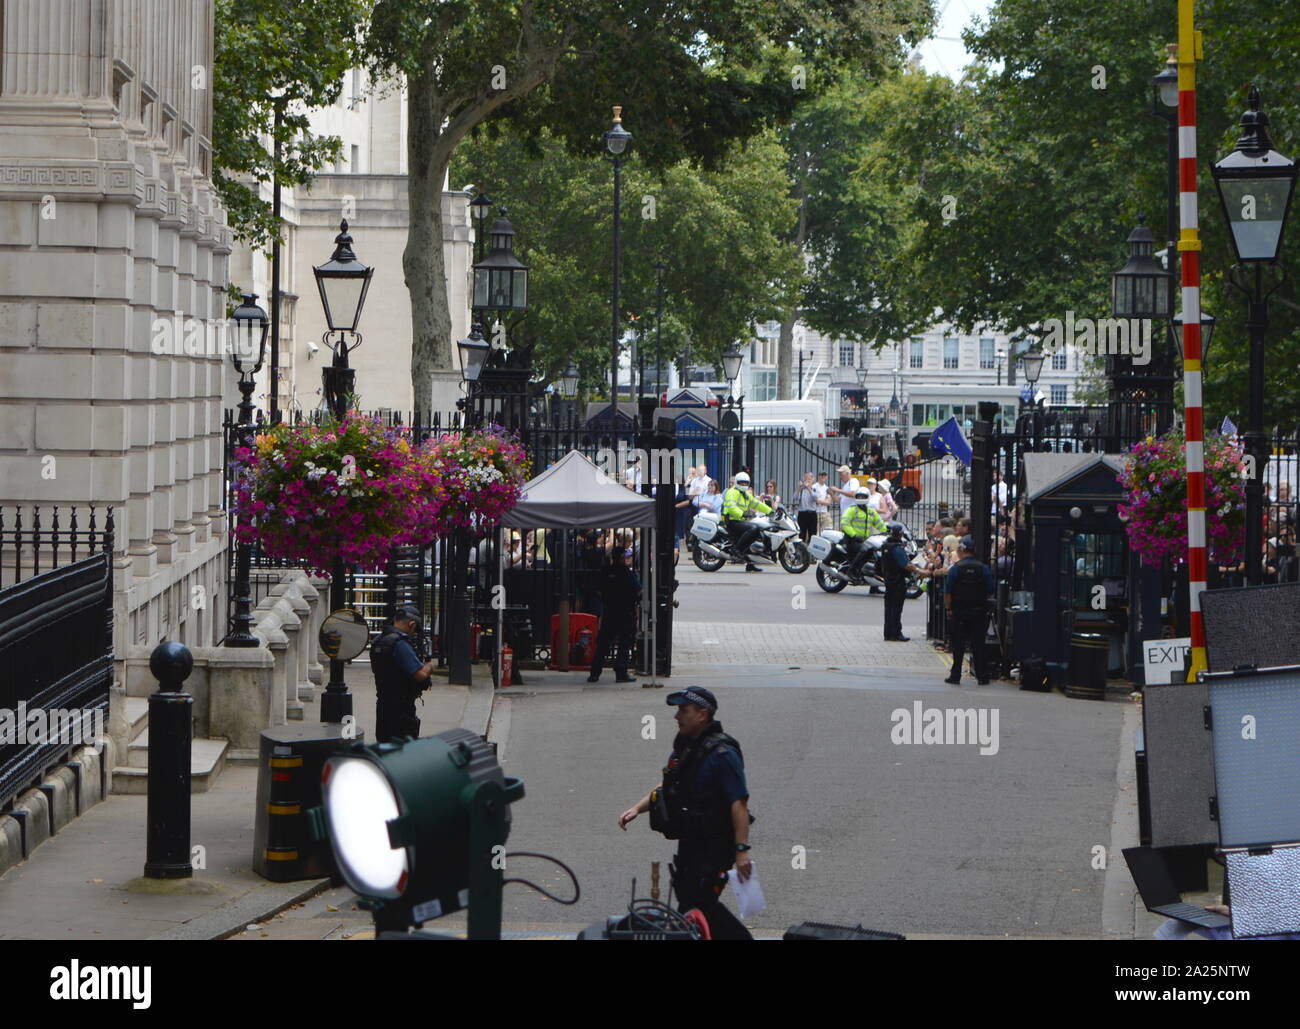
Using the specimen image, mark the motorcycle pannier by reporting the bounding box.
[690,515,719,542]
[807,534,834,561]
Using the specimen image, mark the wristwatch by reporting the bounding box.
[735,843,752,853]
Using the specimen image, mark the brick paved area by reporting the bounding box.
[674,620,948,671]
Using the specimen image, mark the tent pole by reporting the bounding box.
[497,526,504,689]
[649,527,657,686]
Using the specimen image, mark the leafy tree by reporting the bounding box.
[451,126,801,398]
[212,0,371,250]
[360,0,934,408]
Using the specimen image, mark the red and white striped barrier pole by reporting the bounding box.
[1177,1,1208,681]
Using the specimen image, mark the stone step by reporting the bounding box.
[112,737,228,795]
[124,695,149,740]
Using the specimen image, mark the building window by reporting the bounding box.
[1051,349,1068,370]
[979,338,995,369]
[350,144,360,170]
[943,337,959,370]
[838,341,855,367]
[909,339,924,369]
[1051,383,1068,405]
[752,369,777,402]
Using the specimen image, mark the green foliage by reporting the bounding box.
[452,126,801,393]
[212,0,371,250]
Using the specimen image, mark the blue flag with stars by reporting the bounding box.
[931,416,973,467]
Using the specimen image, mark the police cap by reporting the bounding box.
[666,686,717,714]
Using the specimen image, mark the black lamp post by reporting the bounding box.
[604,106,632,426]
[1111,215,1174,446]
[312,222,374,723]
[470,189,494,263]
[654,261,667,400]
[226,293,269,647]
[1150,43,1182,439]
[721,342,744,471]
[1020,348,1045,449]
[559,360,580,425]
[468,208,529,429]
[314,220,374,421]
[1213,86,1298,585]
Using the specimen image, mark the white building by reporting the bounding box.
[0,2,231,655]
[745,320,1090,431]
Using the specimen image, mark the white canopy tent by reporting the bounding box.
[497,450,659,686]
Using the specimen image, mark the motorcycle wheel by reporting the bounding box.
[692,545,727,572]
[815,564,849,593]
[905,577,924,600]
[779,541,810,574]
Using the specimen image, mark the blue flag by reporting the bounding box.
[931,416,973,467]
[1221,415,1238,437]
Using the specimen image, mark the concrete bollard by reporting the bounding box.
[144,640,194,879]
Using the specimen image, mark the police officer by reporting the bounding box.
[618,686,754,940]
[587,547,640,684]
[370,604,434,741]
[944,537,995,685]
[722,471,771,572]
[842,487,888,578]
[881,522,912,642]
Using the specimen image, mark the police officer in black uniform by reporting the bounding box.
[587,547,640,684]
[618,686,754,940]
[944,537,995,685]
[370,604,434,741]
[881,521,912,642]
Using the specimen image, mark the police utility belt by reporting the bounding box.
[648,731,754,841]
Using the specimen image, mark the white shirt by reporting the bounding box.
[838,477,860,515]
[811,482,830,507]
[687,474,709,497]
[624,465,643,490]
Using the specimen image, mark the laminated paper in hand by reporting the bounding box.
[726,862,767,920]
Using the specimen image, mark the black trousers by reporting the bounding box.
[727,519,761,558]
[883,580,906,638]
[796,510,818,543]
[844,536,869,574]
[948,608,990,682]
[589,613,634,678]
[375,686,420,742]
[672,841,754,941]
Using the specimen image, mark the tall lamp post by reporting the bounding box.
[654,261,667,399]
[1020,348,1045,449]
[604,106,632,426]
[1213,87,1298,585]
[559,360,580,426]
[1110,215,1174,447]
[313,221,374,722]
[721,342,744,472]
[225,293,270,646]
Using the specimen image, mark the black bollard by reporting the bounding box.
[144,640,194,879]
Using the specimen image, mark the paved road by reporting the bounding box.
[245,557,1145,940]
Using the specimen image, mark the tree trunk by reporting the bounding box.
[405,71,455,412]
[777,310,796,399]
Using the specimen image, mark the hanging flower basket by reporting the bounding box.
[231,413,442,574]
[1116,431,1246,567]
[420,428,529,531]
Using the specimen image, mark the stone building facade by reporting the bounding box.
[0,0,231,658]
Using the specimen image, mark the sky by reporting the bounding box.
[914,0,997,80]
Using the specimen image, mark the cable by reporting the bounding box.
[501,851,580,906]
[624,898,698,938]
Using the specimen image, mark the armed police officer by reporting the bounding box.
[722,472,772,573]
[944,537,996,685]
[843,487,889,579]
[370,604,435,741]
[881,521,912,642]
[618,687,754,940]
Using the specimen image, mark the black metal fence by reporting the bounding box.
[0,506,114,811]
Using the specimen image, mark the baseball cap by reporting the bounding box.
[395,604,423,626]
[959,536,976,552]
[666,686,717,714]
[837,464,852,474]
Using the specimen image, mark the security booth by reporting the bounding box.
[1019,453,1131,695]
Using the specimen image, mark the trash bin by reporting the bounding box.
[253,723,361,882]
[1065,632,1108,700]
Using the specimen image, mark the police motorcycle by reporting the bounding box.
[809,520,924,597]
[688,506,809,573]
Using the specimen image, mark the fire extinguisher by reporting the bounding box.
[502,645,513,688]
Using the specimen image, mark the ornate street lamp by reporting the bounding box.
[470,189,494,262]
[603,106,632,426]
[856,364,868,387]
[225,293,269,648]
[457,323,490,386]
[313,220,374,421]
[472,208,529,313]
[312,222,373,723]
[1213,87,1297,585]
[1111,215,1174,320]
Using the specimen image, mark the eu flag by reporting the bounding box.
[931,416,973,467]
